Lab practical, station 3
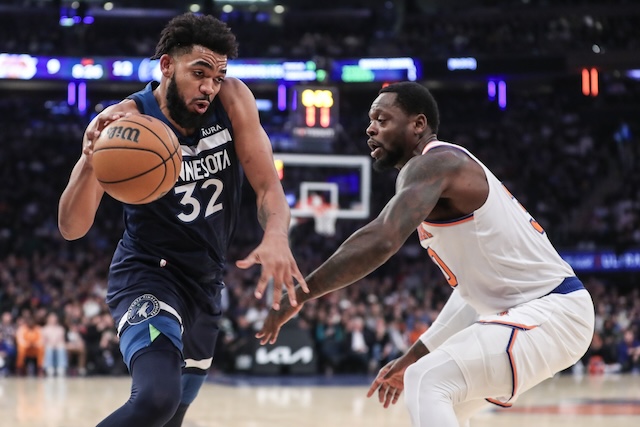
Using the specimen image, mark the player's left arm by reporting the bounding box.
[218,77,308,309]
[257,150,464,344]
[298,152,453,301]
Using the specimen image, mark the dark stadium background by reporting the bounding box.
[0,0,638,378]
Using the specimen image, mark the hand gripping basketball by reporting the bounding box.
[92,114,182,204]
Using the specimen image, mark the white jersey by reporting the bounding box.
[417,141,575,315]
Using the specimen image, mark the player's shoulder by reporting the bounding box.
[424,143,475,171]
[102,99,139,116]
[400,143,469,184]
[219,77,251,96]
[85,100,139,131]
[218,77,256,115]
[411,143,468,169]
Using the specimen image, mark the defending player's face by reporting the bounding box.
[166,45,228,129]
[366,92,411,171]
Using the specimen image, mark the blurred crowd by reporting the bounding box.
[1,74,640,378]
[1,0,640,378]
[1,0,640,58]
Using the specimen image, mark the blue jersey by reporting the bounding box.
[107,82,243,315]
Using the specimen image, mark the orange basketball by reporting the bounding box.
[92,114,182,204]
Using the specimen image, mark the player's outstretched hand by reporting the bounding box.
[255,302,302,345]
[236,231,308,310]
[366,358,408,408]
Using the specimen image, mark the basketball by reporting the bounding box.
[92,114,182,204]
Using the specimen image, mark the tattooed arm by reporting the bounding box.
[257,146,472,344]
[299,151,449,299]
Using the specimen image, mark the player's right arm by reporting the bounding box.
[366,339,429,408]
[58,100,138,240]
[366,278,479,407]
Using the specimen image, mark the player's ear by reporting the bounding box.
[414,113,428,134]
[159,54,174,77]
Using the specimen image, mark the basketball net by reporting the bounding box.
[299,194,337,236]
[312,203,337,236]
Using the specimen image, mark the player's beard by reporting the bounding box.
[166,76,208,131]
[372,144,404,172]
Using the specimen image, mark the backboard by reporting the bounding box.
[273,153,371,221]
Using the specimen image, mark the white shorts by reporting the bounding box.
[435,289,594,406]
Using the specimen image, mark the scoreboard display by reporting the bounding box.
[290,86,339,145]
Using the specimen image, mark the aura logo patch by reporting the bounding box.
[126,294,161,325]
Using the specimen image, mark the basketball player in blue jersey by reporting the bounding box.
[58,13,308,427]
[257,82,595,427]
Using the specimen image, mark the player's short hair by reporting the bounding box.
[152,13,239,60]
[379,82,440,133]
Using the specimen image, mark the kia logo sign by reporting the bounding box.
[255,346,314,365]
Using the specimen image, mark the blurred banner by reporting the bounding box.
[0,53,423,83]
[560,250,640,272]
[0,53,320,83]
[2,52,640,83]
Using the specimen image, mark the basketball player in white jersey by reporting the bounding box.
[256,82,595,426]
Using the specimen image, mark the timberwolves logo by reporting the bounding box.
[126,294,161,325]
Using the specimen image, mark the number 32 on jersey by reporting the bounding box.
[174,179,223,222]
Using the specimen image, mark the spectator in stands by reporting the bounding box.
[84,311,120,375]
[314,306,345,376]
[65,321,87,376]
[369,317,394,374]
[617,328,640,373]
[340,316,373,374]
[15,314,44,376]
[387,317,410,360]
[407,317,429,346]
[97,313,126,376]
[601,317,622,356]
[217,314,254,373]
[0,312,17,375]
[581,331,619,375]
[41,311,67,377]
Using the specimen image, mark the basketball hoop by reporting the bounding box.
[312,203,337,236]
[291,193,338,236]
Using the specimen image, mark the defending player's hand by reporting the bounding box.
[255,300,302,345]
[236,231,309,310]
[366,358,408,408]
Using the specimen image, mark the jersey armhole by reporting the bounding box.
[126,95,146,115]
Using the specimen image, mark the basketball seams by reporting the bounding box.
[95,151,177,203]
[98,161,170,204]
[133,161,169,204]
[94,148,166,184]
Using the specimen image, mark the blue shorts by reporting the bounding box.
[110,290,223,371]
